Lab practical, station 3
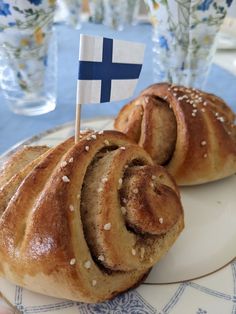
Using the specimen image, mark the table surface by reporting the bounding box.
[0,22,236,155]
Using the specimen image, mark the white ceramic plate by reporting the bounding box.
[0,118,236,314]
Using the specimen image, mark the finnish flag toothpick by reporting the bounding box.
[75,34,145,142]
[77,34,145,103]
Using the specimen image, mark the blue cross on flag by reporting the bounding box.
[77,34,145,104]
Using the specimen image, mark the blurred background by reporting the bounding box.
[81,0,236,17]
[0,0,235,155]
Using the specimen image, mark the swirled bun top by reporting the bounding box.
[115,83,236,185]
[0,130,184,303]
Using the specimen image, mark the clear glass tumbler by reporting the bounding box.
[152,27,218,88]
[126,0,140,26]
[89,0,105,24]
[146,0,234,89]
[56,0,82,29]
[0,29,57,116]
[103,0,140,30]
[102,0,127,30]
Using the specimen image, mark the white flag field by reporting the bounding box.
[77,34,145,104]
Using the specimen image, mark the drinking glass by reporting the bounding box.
[103,0,140,30]
[56,0,82,29]
[0,0,57,116]
[89,0,104,24]
[146,0,234,89]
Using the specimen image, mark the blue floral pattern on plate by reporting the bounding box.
[196,308,207,314]
[77,290,156,314]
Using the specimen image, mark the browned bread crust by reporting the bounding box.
[114,83,236,185]
[0,130,184,303]
[0,146,49,187]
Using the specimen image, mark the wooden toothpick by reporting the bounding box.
[75,103,81,144]
[75,84,81,144]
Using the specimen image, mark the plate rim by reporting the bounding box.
[0,116,115,162]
